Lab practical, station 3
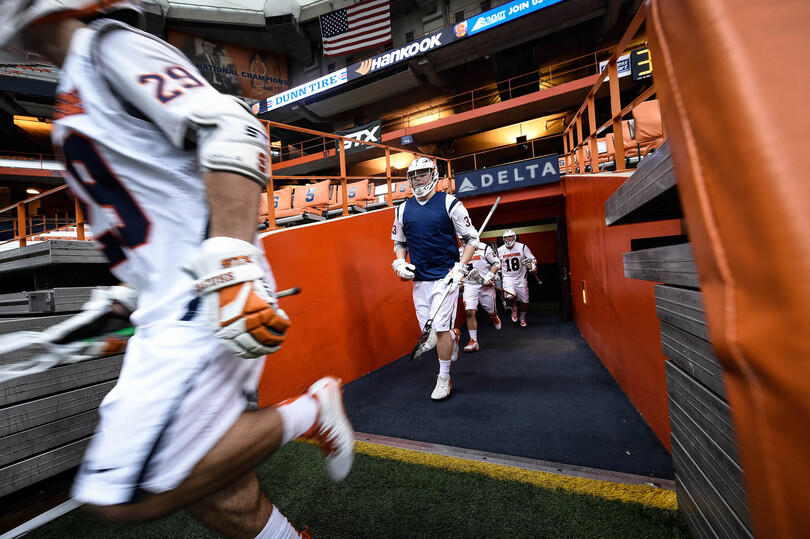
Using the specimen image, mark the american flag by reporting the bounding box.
[320,0,392,58]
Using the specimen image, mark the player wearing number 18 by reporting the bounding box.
[498,230,538,327]
[1,1,354,537]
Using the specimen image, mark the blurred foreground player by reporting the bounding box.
[0,2,354,537]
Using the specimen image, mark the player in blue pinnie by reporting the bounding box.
[391,157,479,400]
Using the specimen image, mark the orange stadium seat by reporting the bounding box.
[324,179,373,217]
[633,99,665,156]
[390,180,412,204]
[292,180,330,212]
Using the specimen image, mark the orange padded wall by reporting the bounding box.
[565,174,682,448]
[256,208,417,405]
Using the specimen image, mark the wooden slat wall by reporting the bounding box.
[604,148,752,538]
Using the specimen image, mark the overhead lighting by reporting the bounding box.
[26,188,40,195]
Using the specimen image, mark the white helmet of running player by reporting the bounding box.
[503,229,517,248]
[407,157,439,199]
[0,0,143,50]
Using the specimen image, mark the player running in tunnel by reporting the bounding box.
[391,157,478,400]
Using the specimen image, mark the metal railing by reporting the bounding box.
[561,2,663,174]
[0,184,86,249]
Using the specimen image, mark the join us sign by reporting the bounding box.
[454,155,560,198]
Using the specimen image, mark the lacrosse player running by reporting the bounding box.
[392,157,478,400]
[461,240,502,352]
[2,2,354,537]
[498,230,538,327]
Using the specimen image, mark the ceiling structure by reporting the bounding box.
[0,0,645,169]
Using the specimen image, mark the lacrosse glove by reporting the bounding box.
[392,258,416,281]
[483,271,496,286]
[184,237,290,358]
[443,262,468,293]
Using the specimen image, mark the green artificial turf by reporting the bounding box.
[26,441,692,538]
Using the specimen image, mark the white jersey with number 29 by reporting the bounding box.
[51,20,266,326]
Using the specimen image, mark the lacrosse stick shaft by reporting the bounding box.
[476,195,501,238]
[488,283,515,298]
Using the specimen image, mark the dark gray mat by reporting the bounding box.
[343,304,675,480]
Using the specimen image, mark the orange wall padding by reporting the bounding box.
[256,208,417,405]
[565,174,682,449]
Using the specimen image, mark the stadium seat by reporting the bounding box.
[390,180,412,204]
[325,179,372,217]
[633,99,665,156]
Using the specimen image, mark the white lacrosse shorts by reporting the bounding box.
[463,282,497,314]
[71,319,264,506]
[412,280,459,333]
[502,276,530,304]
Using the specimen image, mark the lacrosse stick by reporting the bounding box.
[0,286,302,383]
[409,196,502,361]
[521,258,543,284]
[466,268,515,299]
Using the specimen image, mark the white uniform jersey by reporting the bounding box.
[51,21,257,326]
[466,244,500,288]
[498,241,535,283]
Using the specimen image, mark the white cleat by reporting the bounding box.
[450,328,461,362]
[306,377,355,482]
[510,306,518,323]
[464,339,479,352]
[431,375,452,401]
[490,313,502,330]
[519,317,527,328]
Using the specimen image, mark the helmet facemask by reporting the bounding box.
[503,231,516,248]
[408,168,437,198]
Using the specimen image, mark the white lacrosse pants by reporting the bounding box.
[502,276,530,304]
[412,280,459,332]
[71,318,264,505]
[462,282,497,314]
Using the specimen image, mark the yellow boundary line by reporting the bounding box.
[353,440,678,511]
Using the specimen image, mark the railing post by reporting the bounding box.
[609,59,626,171]
[16,202,26,247]
[587,95,599,173]
[75,198,85,240]
[339,137,348,216]
[385,148,393,207]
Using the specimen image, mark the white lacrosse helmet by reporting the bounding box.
[0,0,142,50]
[503,229,517,248]
[407,157,439,199]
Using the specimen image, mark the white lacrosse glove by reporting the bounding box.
[483,271,496,286]
[392,258,416,281]
[43,286,136,345]
[443,262,468,293]
[38,285,137,361]
[183,237,291,359]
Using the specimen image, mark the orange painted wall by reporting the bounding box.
[564,174,682,449]
[257,208,417,405]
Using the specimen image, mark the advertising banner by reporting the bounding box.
[168,31,289,101]
[464,0,568,36]
[346,26,458,81]
[335,120,382,154]
[454,155,560,198]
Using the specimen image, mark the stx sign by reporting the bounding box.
[454,155,560,198]
[347,27,458,81]
[335,120,382,155]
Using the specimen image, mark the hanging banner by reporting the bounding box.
[167,31,289,101]
[335,120,382,155]
[454,155,560,198]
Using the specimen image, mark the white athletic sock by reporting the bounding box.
[256,506,301,539]
[469,329,477,340]
[439,359,452,378]
[276,394,319,446]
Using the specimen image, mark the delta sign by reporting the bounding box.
[454,155,560,198]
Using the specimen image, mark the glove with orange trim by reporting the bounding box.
[184,237,290,358]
